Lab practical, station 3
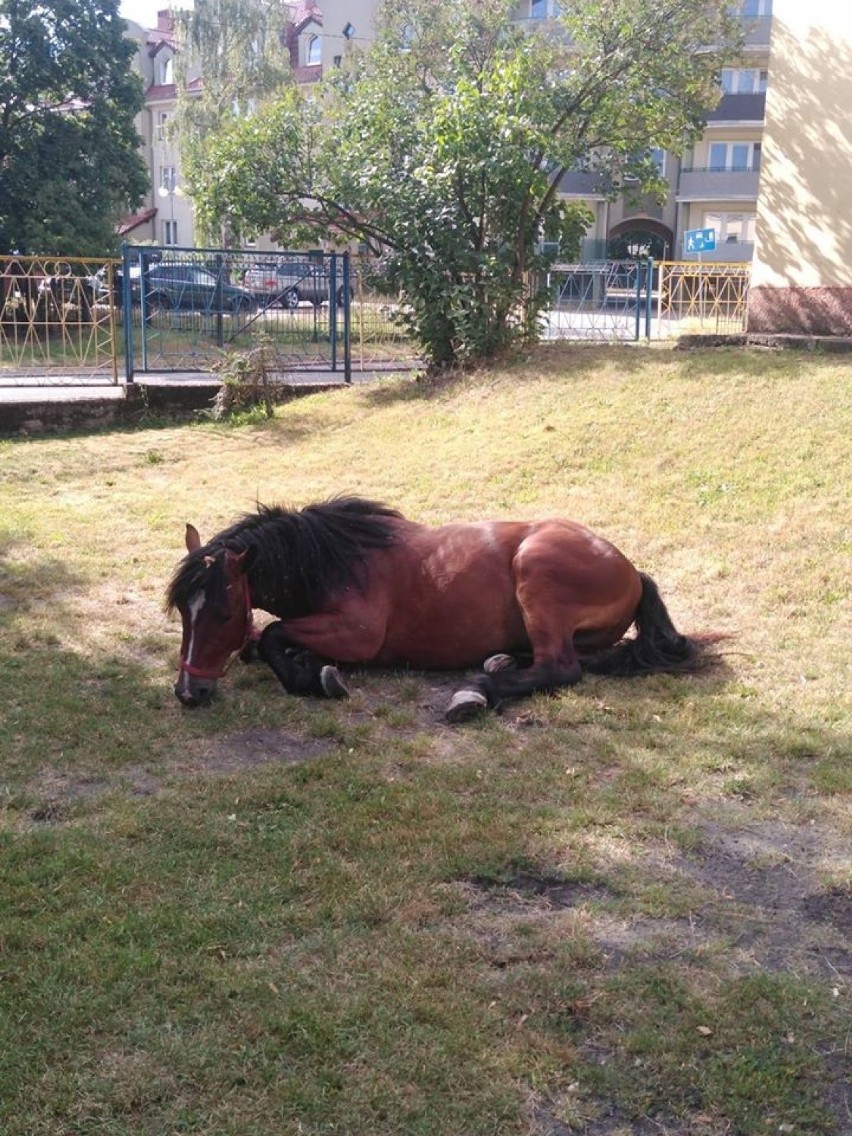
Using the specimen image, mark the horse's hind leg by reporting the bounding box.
[445,537,603,722]
[446,651,582,723]
[258,623,349,699]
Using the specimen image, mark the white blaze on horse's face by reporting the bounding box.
[172,540,254,707]
[174,592,217,706]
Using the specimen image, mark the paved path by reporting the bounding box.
[0,362,420,404]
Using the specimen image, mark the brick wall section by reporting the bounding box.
[748,287,852,336]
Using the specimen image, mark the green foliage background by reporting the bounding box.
[0,0,148,255]
[191,0,743,365]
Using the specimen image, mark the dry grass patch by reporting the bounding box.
[0,344,849,1135]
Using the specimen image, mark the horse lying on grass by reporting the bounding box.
[167,496,710,723]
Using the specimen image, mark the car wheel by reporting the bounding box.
[283,288,300,310]
[336,286,348,307]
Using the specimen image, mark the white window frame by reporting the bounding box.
[154,111,170,142]
[708,141,761,172]
[703,212,756,245]
[158,54,174,86]
[721,67,768,94]
[741,0,772,16]
[306,34,321,65]
[160,166,177,193]
[163,219,179,247]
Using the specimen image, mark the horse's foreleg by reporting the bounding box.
[258,623,349,699]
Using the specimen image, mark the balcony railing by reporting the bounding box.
[738,14,772,47]
[677,167,761,201]
[681,240,754,262]
[557,170,608,197]
[707,92,766,123]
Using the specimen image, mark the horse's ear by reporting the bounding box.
[185,523,202,553]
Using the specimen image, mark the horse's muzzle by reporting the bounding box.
[174,677,217,707]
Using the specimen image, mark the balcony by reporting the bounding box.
[677,167,761,202]
[682,240,754,262]
[557,170,608,198]
[738,14,772,47]
[707,92,766,124]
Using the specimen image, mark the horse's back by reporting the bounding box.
[371,517,640,668]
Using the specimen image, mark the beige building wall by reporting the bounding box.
[316,0,379,71]
[749,0,852,332]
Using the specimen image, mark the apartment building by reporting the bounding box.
[553,1,773,263]
[122,2,769,263]
[121,5,322,249]
[749,0,852,334]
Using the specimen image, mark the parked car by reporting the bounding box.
[141,263,256,316]
[241,260,355,309]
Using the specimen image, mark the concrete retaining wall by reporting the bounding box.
[0,380,344,437]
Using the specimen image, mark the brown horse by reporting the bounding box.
[166,496,704,721]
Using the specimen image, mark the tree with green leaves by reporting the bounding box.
[172,0,292,245]
[192,0,743,366]
[0,0,148,255]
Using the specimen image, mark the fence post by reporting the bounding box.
[343,251,351,384]
[122,243,135,382]
[634,262,642,341]
[645,258,654,341]
[329,252,338,371]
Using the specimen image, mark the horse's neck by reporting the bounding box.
[247,541,305,618]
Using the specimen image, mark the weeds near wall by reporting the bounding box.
[210,337,277,419]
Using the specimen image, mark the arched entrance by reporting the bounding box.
[608,219,674,261]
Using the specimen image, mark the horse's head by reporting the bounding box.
[169,523,255,707]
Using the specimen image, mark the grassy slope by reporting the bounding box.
[0,344,849,1135]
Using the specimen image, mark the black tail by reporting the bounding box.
[582,572,704,677]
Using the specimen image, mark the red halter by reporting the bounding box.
[178,574,254,680]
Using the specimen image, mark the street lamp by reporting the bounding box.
[157,181,183,246]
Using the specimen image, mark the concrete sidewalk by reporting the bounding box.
[0,361,419,403]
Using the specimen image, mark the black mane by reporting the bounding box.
[166,496,402,617]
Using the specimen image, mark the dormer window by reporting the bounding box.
[158,54,173,85]
[307,34,321,65]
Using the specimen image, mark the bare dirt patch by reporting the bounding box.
[197,726,335,774]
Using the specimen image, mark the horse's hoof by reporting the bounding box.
[320,665,350,699]
[483,653,517,674]
[445,689,488,724]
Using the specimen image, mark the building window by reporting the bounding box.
[531,0,547,16]
[158,55,173,85]
[708,141,760,171]
[163,219,178,246]
[741,0,772,16]
[342,22,355,39]
[155,111,170,142]
[721,67,768,93]
[650,148,666,176]
[703,212,756,244]
[307,34,321,65]
[160,166,177,193]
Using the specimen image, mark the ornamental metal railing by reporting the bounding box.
[0,256,120,383]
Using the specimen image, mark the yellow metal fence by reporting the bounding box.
[655,261,751,337]
[0,256,119,383]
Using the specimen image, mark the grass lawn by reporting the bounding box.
[0,343,849,1135]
